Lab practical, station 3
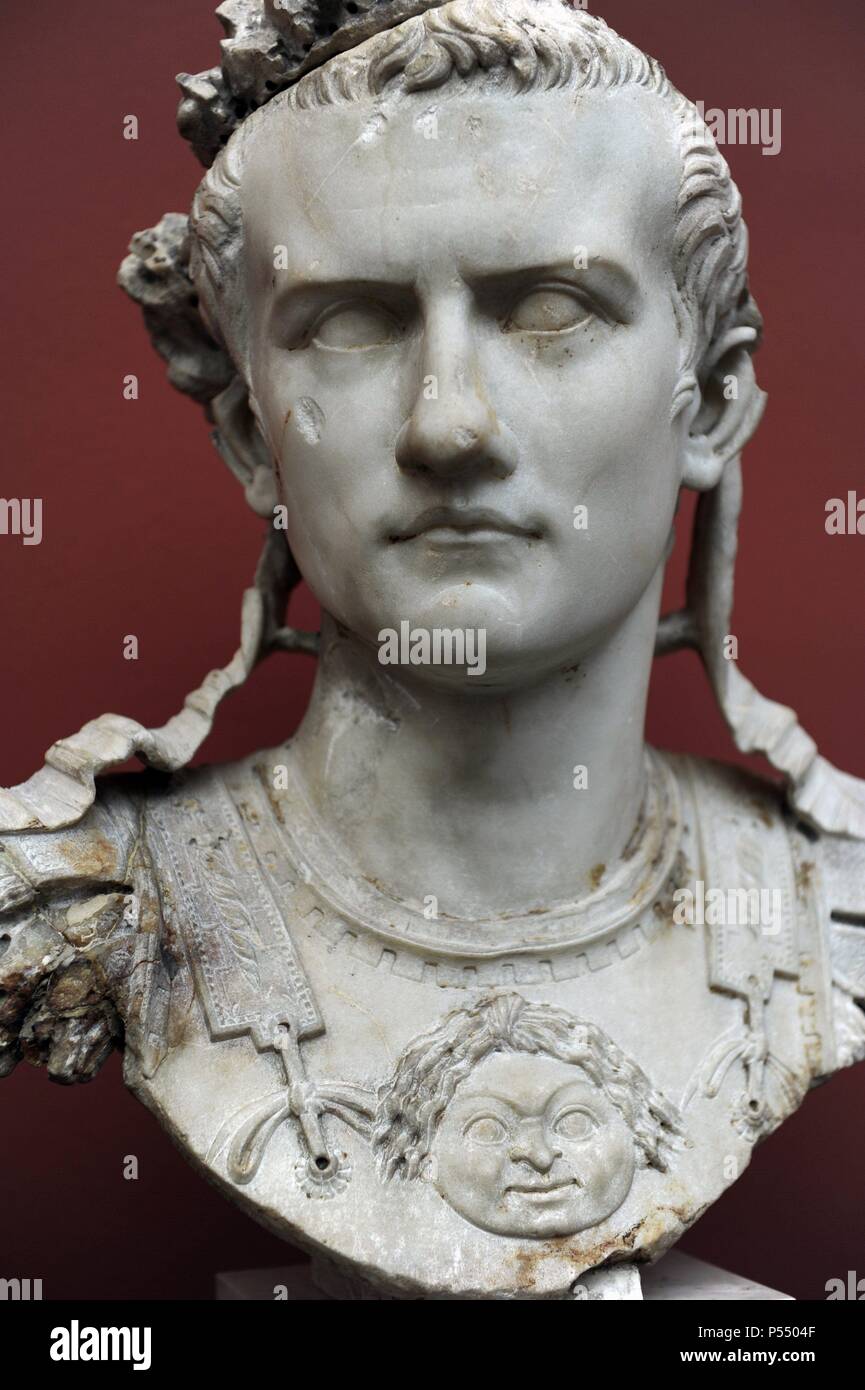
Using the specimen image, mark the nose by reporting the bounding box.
[509,1121,562,1174]
[395,294,517,482]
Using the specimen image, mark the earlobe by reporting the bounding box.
[682,432,725,492]
[243,464,279,518]
[679,335,767,493]
[210,376,278,519]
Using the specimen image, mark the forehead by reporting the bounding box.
[456,1051,597,1107]
[241,83,681,288]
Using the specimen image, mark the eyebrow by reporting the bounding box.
[269,276,416,339]
[464,1084,592,1117]
[269,255,639,334]
[276,259,637,294]
[460,256,639,307]
[461,1083,596,1120]
[273,275,416,305]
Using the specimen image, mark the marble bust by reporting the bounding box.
[2,0,864,1299]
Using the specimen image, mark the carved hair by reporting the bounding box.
[2,0,863,837]
[372,992,684,1181]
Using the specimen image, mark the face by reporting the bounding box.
[430,1052,636,1237]
[241,83,687,688]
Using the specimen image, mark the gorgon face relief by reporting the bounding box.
[431,1058,639,1238]
[370,994,682,1240]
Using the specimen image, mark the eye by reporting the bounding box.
[552,1107,597,1141]
[503,285,593,335]
[312,300,402,350]
[464,1113,509,1146]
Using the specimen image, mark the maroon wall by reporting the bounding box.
[2,0,863,1299]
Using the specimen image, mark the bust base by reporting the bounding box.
[214,1250,793,1301]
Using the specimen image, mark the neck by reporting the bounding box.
[290,571,664,918]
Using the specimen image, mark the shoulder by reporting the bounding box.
[660,747,865,1069]
[0,750,274,890]
[661,747,865,868]
[659,748,787,826]
[0,773,146,910]
[130,751,276,828]
[0,775,152,1083]
[657,749,799,891]
[661,743,865,903]
[817,830,865,1006]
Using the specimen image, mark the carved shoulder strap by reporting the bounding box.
[815,832,865,1069]
[680,755,836,1080]
[143,765,337,1172]
[144,767,323,1049]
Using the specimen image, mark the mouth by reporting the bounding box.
[505,1178,578,1201]
[388,506,543,545]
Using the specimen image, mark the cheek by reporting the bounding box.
[436,1146,506,1206]
[520,311,681,489]
[578,1129,636,1206]
[559,331,682,584]
[253,350,399,604]
[259,345,401,474]
[580,333,681,496]
[481,314,683,588]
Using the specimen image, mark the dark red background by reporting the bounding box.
[2,0,863,1300]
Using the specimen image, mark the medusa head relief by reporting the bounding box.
[373,994,684,1239]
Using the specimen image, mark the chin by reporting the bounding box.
[373,636,586,694]
[338,581,605,688]
[404,578,522,624]
[372,581,558,646]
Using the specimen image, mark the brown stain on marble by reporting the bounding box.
[59,832,119,881]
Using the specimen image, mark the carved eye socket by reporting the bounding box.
[552,1106,597,1141]
[312,301,402,350]
[464,1113,509,1146]
[503,286,593,334]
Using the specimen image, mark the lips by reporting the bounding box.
[506,1178,578,1199]
[389,506,542,544]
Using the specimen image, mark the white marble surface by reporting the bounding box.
[642,1252,793,1302]
[215,1250,792,1301]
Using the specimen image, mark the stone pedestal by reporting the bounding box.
[215,1250,793,1301]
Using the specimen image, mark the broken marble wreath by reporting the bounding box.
[2,0,864,1298]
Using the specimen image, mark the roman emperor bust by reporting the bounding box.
[2,0,864,1299]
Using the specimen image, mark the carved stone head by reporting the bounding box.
[185,0,763,691]
[99,0,859,835]
[373,993,682,1236]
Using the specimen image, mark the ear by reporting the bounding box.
[210,376,278,519]
[675,328,767,492]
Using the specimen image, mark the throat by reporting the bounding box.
[287,601,658,919]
